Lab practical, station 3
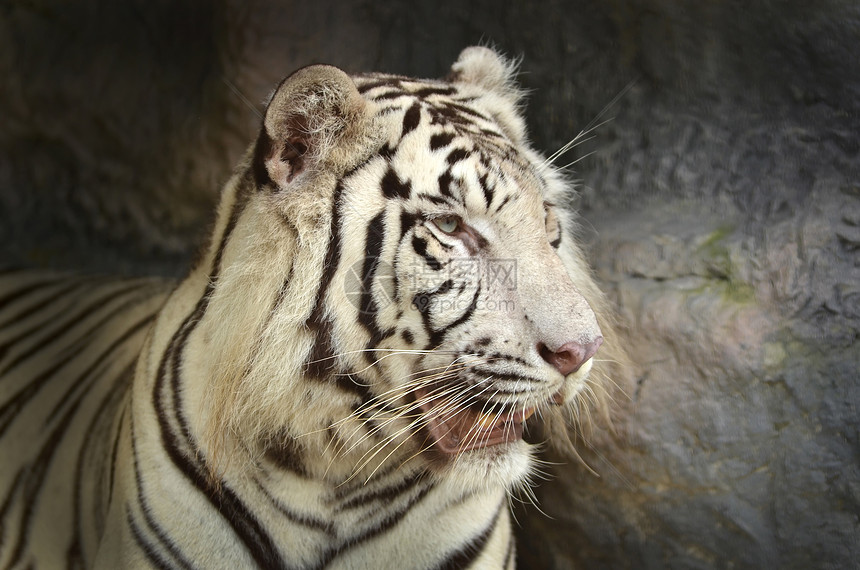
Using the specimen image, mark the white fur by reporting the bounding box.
[0,47,620,570]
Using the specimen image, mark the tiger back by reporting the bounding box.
[0,47,616,569]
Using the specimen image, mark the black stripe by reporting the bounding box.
[60,363,133,564]
[255,479,335,536]
[0,296,156,437]
[0,276,67,314]
[377,142,395,159]
[263,433,309,478]
[267,269,294,326]
[320,482,436,565]
[478,172,495,209]
[165,186,250,444]
[444,101,490,121]
[72,368,131,570]
[304,316,335,379]
[0,280,147,377]
[401,102,421,138]
[0,279,91,329]
[334,373,375,401]
[432,500,505,570]
[414,86,457,98]
[411,235,442,271]
[335,470,424,511]
[2,350,122,568]
[130,409,197,570]
[0,279,88,365]
[376,106,408,120]
[443,285,481,332]
[437,171,456,199]
[374,90,407,101]
[381,167,411,200]
[357,78,403,94]
[422,285,481,350]
[435,279,454,295]
[154,384,288,569]
[480,128,504,139]
[252,127,274,188]
[153,189,291,570]
[127,510,175,570]
[430,132,456,151]
[399,211,418,241]
[357,212,390,352]
[446,148,470,166]
[417,192,455,207]
[305,181,346,373]
[359,211,385,298]
[428,104,475,128]
[465,368,542,385]
[106,402,128,513]
[0,469,27,538]
[494,194,513,213]
[45,313,155,421]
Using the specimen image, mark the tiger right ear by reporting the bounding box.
[448,46,522,105]
[447,47,527,144]
[252,65,364,190]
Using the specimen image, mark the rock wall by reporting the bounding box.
[1,0,857,568]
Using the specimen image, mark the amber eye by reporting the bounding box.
[434,216,460,234]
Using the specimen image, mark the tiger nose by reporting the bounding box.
[538,337,603,376]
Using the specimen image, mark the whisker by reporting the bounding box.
[327,356,492,430]
[333,376,485,460]
[221,76,263,120]
[556,149,598,172]
[541,133,597,166]
[538,76,637,172]
[307,347,459,365]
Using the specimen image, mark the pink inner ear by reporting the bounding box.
[264,110,312,187]
[267,135,308,186]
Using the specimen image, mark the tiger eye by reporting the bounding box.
[434,216,460,234]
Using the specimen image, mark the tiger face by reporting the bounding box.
[202,48,605,492]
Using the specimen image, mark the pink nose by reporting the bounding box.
[539,336,603,376]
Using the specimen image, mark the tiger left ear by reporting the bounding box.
[253,65,364,190]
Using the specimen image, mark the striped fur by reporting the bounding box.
[0,47,615,569]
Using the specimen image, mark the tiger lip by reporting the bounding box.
[413,387,536,454]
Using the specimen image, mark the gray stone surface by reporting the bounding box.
[1,0,857,568]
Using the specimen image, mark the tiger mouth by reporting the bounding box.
[413,387,536,454]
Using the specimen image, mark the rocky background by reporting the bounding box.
[1,0,857,568]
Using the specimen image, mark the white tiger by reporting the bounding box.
[0,46,616,569]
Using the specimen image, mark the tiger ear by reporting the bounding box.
[253,64,364,190]
[447,47,527,143]
[447,46,523,104]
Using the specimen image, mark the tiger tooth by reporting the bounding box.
[521,408,535,421]
[477,412,500,429]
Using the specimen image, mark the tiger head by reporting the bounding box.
[195,47,611,492]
